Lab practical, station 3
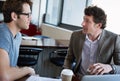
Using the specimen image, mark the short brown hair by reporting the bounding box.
[2,0,32,23]
[84,6,107,29]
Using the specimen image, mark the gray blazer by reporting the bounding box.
[63,29,120,74]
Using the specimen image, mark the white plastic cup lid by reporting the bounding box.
[61,69,73,76]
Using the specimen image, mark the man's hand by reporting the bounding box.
[87,63,112,75]
[72,75,81,81]
[0,75,9,81]
[22,67,35,75]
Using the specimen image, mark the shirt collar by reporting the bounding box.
[86,34,101,42]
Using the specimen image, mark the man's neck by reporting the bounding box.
[6,22,20,38]
[88,29,102,41]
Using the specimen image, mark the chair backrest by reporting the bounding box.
[17,47,43,66]
[49,49,67,66]
[81,75,120,81]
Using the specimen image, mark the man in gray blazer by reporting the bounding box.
[63,6,120,80]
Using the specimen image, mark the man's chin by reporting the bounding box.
[24,26,29,30]
[26,28,29,30]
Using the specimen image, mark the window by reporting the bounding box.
[61,0,86,27]
[39,0,47,26]
[44,0,92,30]
[31,0,47,26]
[45,0,62,25]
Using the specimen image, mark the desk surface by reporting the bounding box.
[21,37,69,48]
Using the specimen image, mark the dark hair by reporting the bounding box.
[2,0,32,23]
[84,6,107,29]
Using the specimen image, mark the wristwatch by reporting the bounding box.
[109,64,115,74]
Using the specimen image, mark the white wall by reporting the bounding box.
[92,0,120,34]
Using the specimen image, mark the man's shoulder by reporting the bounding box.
[72,29,83,34]
[71,29,85,39]
[0,23,10,34]
[103,30,118,37]
[0,23,8,32]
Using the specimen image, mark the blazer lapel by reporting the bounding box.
[78,32,86,64]
[96,30,107,62]
[75,31,86,72]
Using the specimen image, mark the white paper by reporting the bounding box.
[22,36,39,40]
[21,36,42,46]
[26,75,61,81]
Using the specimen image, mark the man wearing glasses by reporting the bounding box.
[0,0,35,81]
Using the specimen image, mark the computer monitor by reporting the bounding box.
[81,74,120,81]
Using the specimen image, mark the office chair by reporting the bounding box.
[49,49,76,79]
[49,49,68,67]
[49,49,76,67]
[17,47,43,66]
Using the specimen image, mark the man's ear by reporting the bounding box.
[97,23,102,28]
[11,12,18,21]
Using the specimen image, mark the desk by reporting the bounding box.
[20,37,69,77]
[21,37,69,48]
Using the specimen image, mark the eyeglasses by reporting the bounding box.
[19,12,32,18]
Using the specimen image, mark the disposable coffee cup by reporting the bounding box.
[61,69,74,81]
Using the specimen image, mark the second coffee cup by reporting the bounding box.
[61,69,74,81]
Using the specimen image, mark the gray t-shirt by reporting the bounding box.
[0,23,22,67]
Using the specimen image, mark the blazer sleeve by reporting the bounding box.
[112,35,120,74]
[63,32,75,69]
